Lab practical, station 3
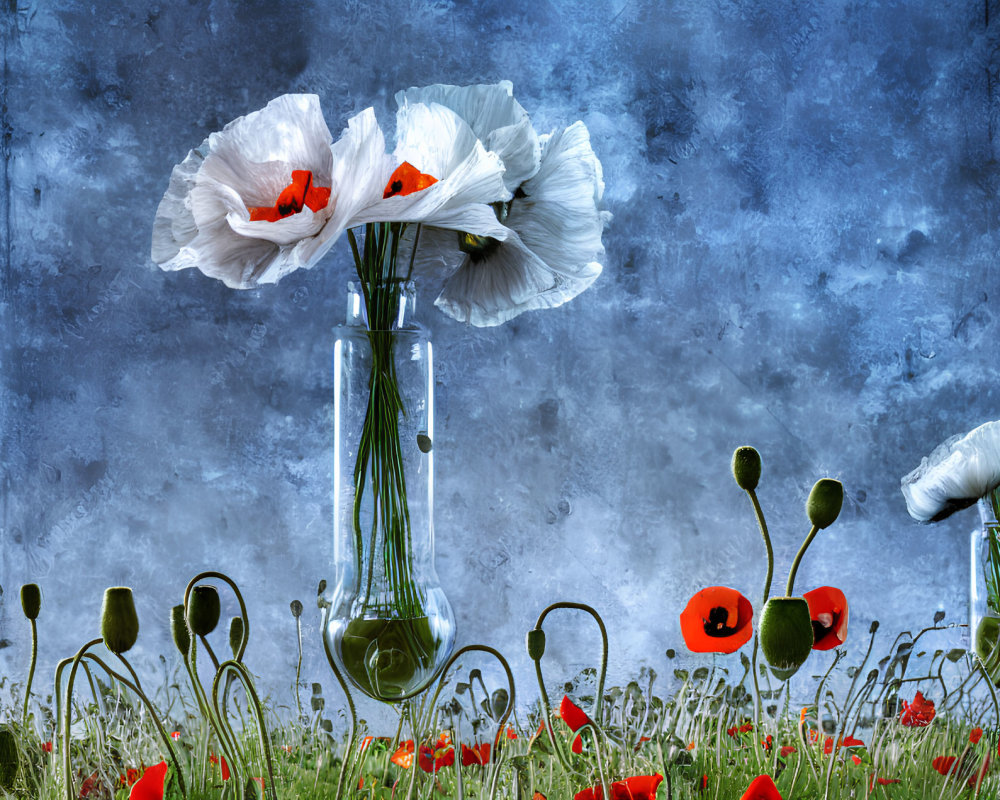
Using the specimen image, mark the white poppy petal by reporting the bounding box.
[394,102,484,182]
[151,141,207,264]
[901,420,1000,522]
[435,231,598,327]
[395,82,540,190]
[177,216,282,289]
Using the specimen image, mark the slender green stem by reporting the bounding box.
[61,638,102,800]
[786,524,820,597]
[213,661,278,800]
[322,627,358,800]
[22,617,37,725]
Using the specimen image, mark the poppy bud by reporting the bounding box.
[0,728,17,791]
[187,585,221,637]
[170,604,190,656]
[526,629,546,661]
[20,583,41,621]
[975,616,1000,685]
[491,688,509,719]
[758,597,814,679]
[732,447,762,491]
[229,616,244,658]
[101,587,139,655]
[807,479,844,529]
[290,600,303,618]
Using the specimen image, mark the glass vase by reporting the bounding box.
[323,282,456,702]
[970,494,1000,681]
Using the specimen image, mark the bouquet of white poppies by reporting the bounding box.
[151,84,609,676]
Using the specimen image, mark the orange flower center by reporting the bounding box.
[249,170,331,222]
[383,162,438,198]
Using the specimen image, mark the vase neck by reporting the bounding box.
[346,280,417,330]
[980,494,1000,528]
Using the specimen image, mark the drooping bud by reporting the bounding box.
[732,447,762,491]
[290,600,303,618]
[20,584,41,621]
[170,604,190,657]
[807,479,844,529]
[491,688,509,719]
[526,629,546,661]
[0,728,18,791]
[229,617,245,658]
[186,585,221,637]
[101,587,139,655]
[975,616,1000,685]
[758,597,814,679]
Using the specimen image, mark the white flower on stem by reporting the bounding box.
[153,94,356,288]
[395,82,609,327]
[395,81,541,192]
[901,420,1000,522]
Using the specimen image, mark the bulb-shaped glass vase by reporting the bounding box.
[323,282,456,702]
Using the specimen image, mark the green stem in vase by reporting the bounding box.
[986,488,1000,616]
[350,221,423,620]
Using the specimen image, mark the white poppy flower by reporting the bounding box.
[152,94,358,289]
[901,420,1000,522]
[395,81,541,192]
[433,120,611,327]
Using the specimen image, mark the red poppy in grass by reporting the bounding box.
[418,733,455,773]
[680,586,753,653]
[209,753,230,781]
[573,773,664,800]
[461,742,491,766]
[842,735,865,747]
[533,794,547,800]
[739,774,782,800]
[700,774,708,792]
[851,755,862,766]
[391,740,414,769]
[506,726,518,740]
[868,775,900,790]
[560,695,594,754]
[932,756,957,775]
[383,161,438,199]
[128,761,168,800]
[41,740,52,753]
[971,727,984,744]
[79,772,104,798]
[780,745,797,758]
[727,721,753,737]
[803,586,849,650]
[899,691,935,727]
[248,170,332,222]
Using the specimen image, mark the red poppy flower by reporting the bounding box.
[727,721,754,737]
[248,170,332,221]
[79,772,105,798]
[868,775,900,790]
[803,586,849,650]
[739,774,782,800]
[382,162,439,199]
[533,794,547,800]
[851,755,862,766]
[780,745,797,758]
[391,740,414,769]
[461,742,491,766]
[505,726,518,740]
[680,586,754,653]
[971,727,984,744]
[418,733,455,773]
[700,774,708,791]
[899,691,935,727]
[560,695,594,754]
[128,761,168,800]
[41,740,52,753]
[573,773,664,800]
[209,753,230,781]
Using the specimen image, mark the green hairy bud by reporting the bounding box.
[101,587,139,655]
[526,628,546,661]
[732,446,762,491]
[170,605,190,656]
[807,478,844,529]
[229,616,245,658]
[20,584,41,621]
[758,597,813,679]
[187,585,221,637]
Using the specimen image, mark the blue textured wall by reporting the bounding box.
[1,0,998,723]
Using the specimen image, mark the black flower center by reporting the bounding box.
[704,606,738,637]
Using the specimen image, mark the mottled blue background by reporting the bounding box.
[1,0,998,724]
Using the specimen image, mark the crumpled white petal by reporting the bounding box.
[395,81,540,191]
[152,94,351,289]
[435,121,610,326]
[348,102,510,239]
[901,420,1000,522]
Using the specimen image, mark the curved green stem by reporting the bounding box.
[61,638,102,800]
[22,617,37,725]
[213,661,277,800]
[786,524,820,597]
[322,625,358,800]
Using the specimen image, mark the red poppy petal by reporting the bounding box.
[740,774,783,800]
[128,761,168,800]
[803,586,849,651]
[560,696,592,733]
[680,586,754,654]
[971,727,984,744]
